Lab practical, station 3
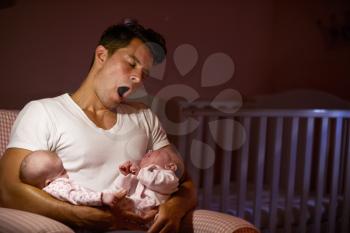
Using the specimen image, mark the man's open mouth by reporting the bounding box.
[117,86,130,98]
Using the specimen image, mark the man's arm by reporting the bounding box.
[147,146,197,233]
[0,148,149,231]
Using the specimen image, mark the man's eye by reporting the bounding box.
[129,63,136,68]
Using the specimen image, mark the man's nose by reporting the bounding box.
[130,75,141,83]
[130,69,142,83]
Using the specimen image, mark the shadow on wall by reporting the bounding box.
[244,89,350,109]
[0,0,16,9]
[317,10,350,49]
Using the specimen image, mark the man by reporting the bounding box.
[0,19,197,232]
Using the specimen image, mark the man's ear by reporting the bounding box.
[165,162,177,172]
[95,45,108,64]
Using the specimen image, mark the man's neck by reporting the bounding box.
[71,89,102,113]
[71,72,107,113]
[71,80,118,130]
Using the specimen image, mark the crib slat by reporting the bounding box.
[285,117,300,233]
[314,117,329,233]
[176,114,189,162]
[220,117,233,213]
[189,116,204,196]
[202,117,216,209]
[221,152,232,212]
[269,117,283,233]
[328,118,343,233]
[253,117,267,228]
[299,118,315,233]
[341,121,350,233]
[237,117,251,218]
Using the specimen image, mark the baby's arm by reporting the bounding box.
[43,179,101,206]
[137,165,179,194]
[110,172,138,194]
[43,179,126,207]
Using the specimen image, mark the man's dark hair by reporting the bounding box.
[98,18,167,64]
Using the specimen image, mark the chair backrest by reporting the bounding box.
[0,110,19,157]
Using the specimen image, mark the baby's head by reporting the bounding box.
[20,150,68,189]
[140,145,184,179]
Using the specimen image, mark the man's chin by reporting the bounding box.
[105,99,122,111]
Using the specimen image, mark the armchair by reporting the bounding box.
[0,109,258,233]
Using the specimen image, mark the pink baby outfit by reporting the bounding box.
[43,177,103,206]
[113,164,179,211]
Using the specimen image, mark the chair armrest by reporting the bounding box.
[0,207,74,233]
[180,209,259,233]
[0,207,259,233]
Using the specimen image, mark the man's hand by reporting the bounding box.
[147,203,182,233]
[111,204,157,231]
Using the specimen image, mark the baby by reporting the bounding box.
[19,150,125,207]
[111,145,184,215]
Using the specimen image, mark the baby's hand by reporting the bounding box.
[119,161,140,175]
[102,189,127,207]
[119,161,133,175]
[130,163,140,175]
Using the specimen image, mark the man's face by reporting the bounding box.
[94,38,154,109]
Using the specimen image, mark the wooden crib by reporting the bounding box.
[174,102,350,233]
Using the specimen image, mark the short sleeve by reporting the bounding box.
[7,101,56,151]
[144,109,169,151]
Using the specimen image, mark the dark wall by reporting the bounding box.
[0,0,349,109]
[270,1,350,100]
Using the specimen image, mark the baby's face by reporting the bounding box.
[43,158,68,187]
[139,150,168,169]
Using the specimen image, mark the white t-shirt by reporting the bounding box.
[7,93,169,191]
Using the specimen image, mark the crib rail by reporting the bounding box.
[175,106,350,233]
